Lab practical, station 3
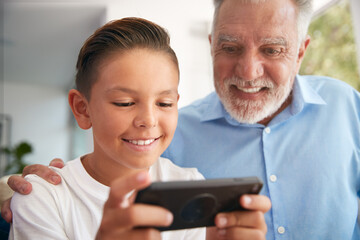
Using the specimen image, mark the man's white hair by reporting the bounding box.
[211,0,314,44]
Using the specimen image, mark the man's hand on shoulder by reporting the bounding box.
[9,158,64,191]
[1,158,65,223]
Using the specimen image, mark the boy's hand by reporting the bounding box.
[95,171,173,240]
[1,158,64,223]
[206,195,271,240]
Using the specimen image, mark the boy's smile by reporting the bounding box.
[74,48,179,185]
[123,138,159,146]
[122,136,161,152]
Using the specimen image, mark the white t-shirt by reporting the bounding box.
[9,157,205,240]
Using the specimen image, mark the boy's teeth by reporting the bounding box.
[128,139,155,146]
[237,87,262,93]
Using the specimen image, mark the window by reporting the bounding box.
[300,0,360,91]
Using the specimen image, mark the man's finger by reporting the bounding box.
[1,198,13,223]
[7,175,32,194]
[21,164,61,185]
[240,195,271,213]
[105,171,151,208]
[49,158,65,168]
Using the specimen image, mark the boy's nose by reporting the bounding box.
[134,107,156,128]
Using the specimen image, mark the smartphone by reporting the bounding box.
[134,176,263,231]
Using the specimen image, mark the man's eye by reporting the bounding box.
[113,102,134,107]
[158,103,173,107]
[222,46,238,54]
[263,48,281,56]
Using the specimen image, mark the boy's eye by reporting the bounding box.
[157,102,173,107]
[113,102,134,107]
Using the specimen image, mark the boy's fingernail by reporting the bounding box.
[218,216,227,227]
[166,212,173,224]
[243,195,252,206]
[120,199,130,208]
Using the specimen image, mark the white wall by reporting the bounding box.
[106,0,215,108]
[3,82,71,166]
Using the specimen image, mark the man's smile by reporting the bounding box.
[230,84,269,96]
[234,86,266,93]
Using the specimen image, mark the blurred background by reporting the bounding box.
[1,0,359,177]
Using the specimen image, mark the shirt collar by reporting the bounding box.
[200,75,326,124]
[291,74,326,110]
[200,92,226,122]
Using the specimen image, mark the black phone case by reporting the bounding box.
[135,176,263,231]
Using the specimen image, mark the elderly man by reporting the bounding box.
[3,0,360,239]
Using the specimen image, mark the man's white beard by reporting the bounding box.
[215,76,293,124]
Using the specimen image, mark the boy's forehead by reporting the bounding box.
[90,49,179,97]
[100,48,177,68]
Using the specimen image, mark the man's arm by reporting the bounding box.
[1,158,64,223]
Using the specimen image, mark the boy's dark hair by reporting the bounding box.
[75,17,179,99]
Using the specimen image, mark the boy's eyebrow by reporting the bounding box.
[106,87,136,94]
[158,89,178,95]
[106,87,178,95]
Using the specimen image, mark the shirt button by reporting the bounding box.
[264,127,271,134]
[278,226,285,234]
[270,175,277,182]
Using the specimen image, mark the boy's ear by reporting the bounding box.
[68,89,92,130]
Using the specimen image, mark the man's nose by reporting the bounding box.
[234,52,264,81]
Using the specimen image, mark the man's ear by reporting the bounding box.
[68,89,92,130]
[296,35,311,72]
[208,34,213,57]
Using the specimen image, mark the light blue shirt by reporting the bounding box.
[162,75,360,240]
